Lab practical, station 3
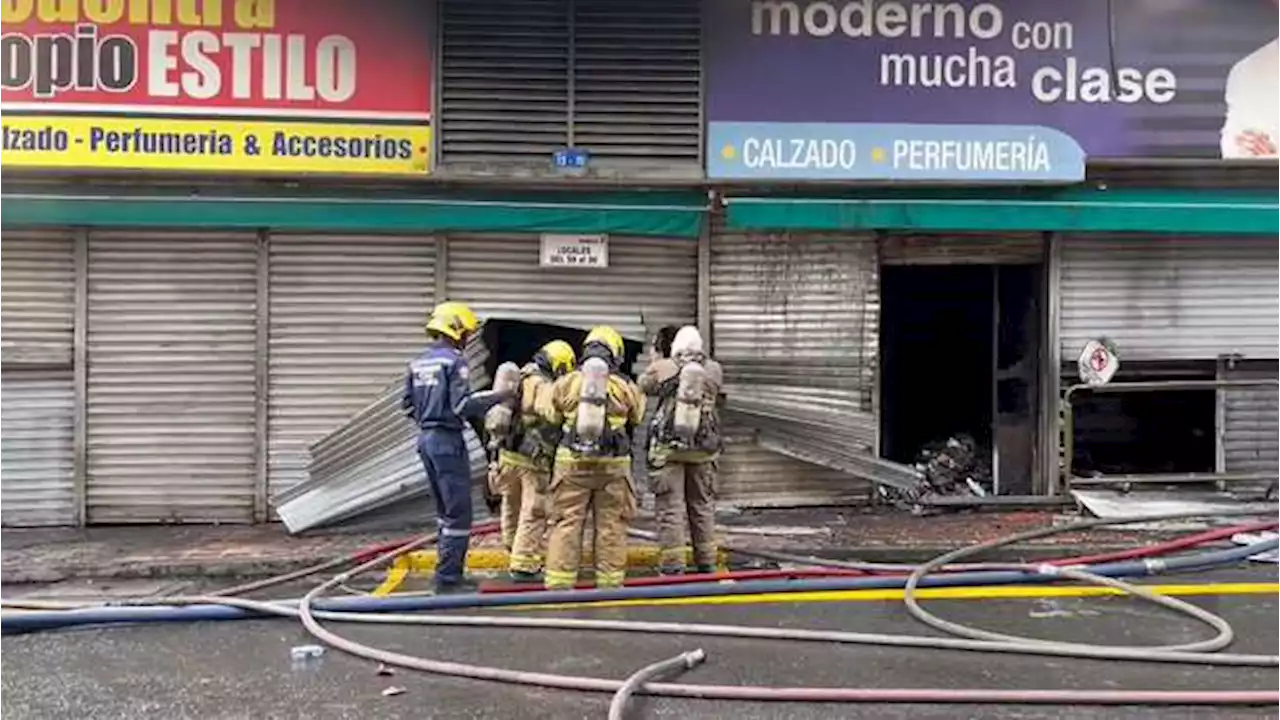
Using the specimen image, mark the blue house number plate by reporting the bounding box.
[553,148,590,170]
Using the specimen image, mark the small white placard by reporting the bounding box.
[1077,339,1119,386]
[540,234,608,269]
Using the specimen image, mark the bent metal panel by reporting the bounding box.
[704,0,1279,181]
[0,0,434,175]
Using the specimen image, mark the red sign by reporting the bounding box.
[1089,348,1109,373]
[0,0,432,121]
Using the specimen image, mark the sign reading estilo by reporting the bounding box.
[0,0,434,175]
[705,0,1279,182]
[540,234,609,269]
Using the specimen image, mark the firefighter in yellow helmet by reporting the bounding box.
[537,326,644,590]
[483,340,577,582]
[402,301,506,594]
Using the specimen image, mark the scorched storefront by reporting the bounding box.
[702,0,1280,503]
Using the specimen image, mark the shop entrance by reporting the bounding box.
[880,262,1042,495]
[475,319,646,381]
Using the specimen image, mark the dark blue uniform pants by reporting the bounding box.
[417,429,473,586]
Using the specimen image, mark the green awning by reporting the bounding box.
[1,188,707,238]
[726,187,1278,236]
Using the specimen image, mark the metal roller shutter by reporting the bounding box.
[712,231,898,503]
[1219,363,1279,477]
[267,234,437,501]
[1,229,75,366]
[445,234,696,340]
[1060,235,1279,362]
[438,0,701,172]
[1,369,76,527]
[448,233,696,497]
[881,233,1045,265]
[87,231,258,523]
[717,425,872,508]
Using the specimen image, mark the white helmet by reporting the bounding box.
[671,326,704,359]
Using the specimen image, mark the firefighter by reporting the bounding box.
[485,340,577,582]
[537,326,645,591]
[402,301,508,594]
[638,325,725,575]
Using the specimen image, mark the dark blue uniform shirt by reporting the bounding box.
[402,341,472,432]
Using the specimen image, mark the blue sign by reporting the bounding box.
[707,122,1085,183]
[553,147,590,170]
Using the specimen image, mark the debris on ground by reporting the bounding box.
[876,433,993,510]
[289,644,326,671]
[381,686,407,697]
[290,645,325,660]
[376,663,396,676]
[1233,531,1280,563]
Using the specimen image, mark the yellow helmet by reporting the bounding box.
[425,301,479,342]
[584,325,625,360]
[538,340,577,376]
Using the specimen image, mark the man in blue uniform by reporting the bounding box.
[402,301,506,594]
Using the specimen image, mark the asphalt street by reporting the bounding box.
[2,567,1278,720]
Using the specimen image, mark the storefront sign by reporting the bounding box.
[705,0,1279,181]
[0,0,433,175]
[540,234,609,268]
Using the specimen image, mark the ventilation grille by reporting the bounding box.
[438,0,701,173]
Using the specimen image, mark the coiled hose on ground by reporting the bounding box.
[2,511,1277,710]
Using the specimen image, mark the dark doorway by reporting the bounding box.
[880,262,1042,494]
[476,320,643,381]
[880,265,995,465]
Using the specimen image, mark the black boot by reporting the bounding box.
[694,564,717,575]
[510,570,543,584]
[434,577,480,595]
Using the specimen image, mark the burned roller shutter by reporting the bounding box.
[711,231,918,506]
[881,234,1045,266]
[1218,361,1278,494]
[438,0,702,176]
[1059,235,1279,362]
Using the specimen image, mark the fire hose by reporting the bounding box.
[1,512,1277,710]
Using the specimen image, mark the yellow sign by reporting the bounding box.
[1,116,432,175]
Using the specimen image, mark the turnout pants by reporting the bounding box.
[493,463,549,573]
[416,429,472,587]
[544,463,635,590]
[653,460,718,572]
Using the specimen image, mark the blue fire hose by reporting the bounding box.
[3,538,1274,635]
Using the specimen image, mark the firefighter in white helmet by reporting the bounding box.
[639,325,724,575]
[537,326,644,590]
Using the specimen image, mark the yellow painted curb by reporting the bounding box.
[515,581,1280,611]
[370,558,410,597]
[398,547,729,573]
[370,547,731,595]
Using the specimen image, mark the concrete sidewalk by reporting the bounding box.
[1,508,1184,584]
